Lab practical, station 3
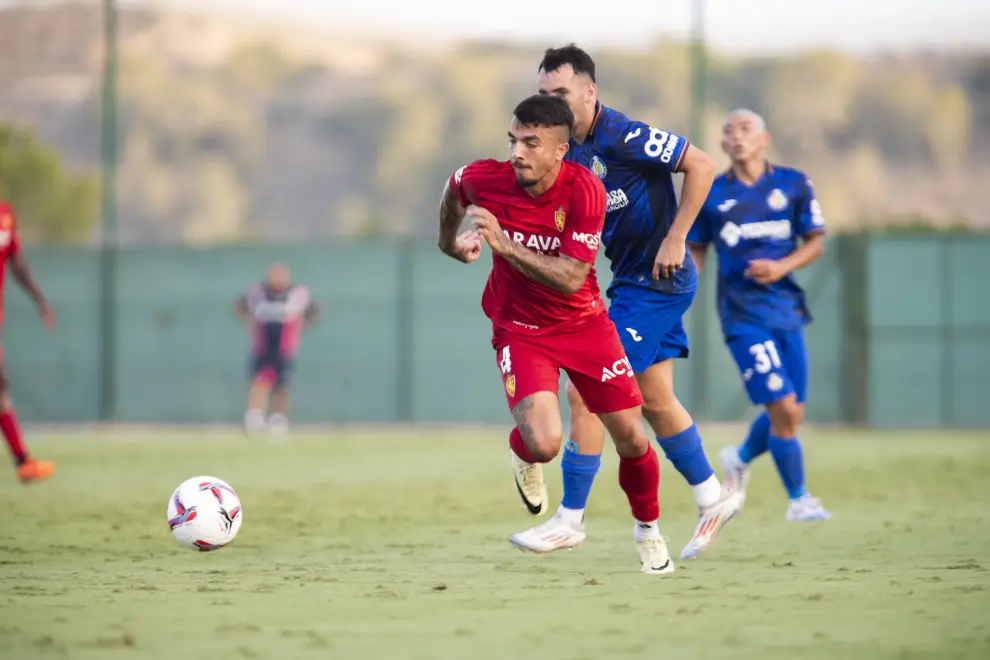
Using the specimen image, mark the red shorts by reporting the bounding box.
[493,313,643,415]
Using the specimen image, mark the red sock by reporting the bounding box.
[0,409,27,465]
[618,448,660,523]
[509,427,546,464]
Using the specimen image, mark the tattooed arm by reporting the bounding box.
[438,180,482,264]
[467,205,591,294]
[504,248,591,295]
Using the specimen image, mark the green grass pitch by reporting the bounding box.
[1,425,989,659]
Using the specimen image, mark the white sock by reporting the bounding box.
[634,519,660,542]
[692,474,723,508]
[557,505,584,528]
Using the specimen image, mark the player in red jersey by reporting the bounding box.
[438,94,672,574]
[0,200,56,483]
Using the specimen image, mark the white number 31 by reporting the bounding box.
[749,341,782,374]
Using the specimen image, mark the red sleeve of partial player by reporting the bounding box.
[0,202,19,255]
[559,168,607,263]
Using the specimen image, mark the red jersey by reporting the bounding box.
[447,159,608,337]
[0,201,22,326]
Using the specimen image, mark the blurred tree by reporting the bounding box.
[183,156,248,244]
[0,122,99,244]
[220,41,298,95]
[8,3,982,239]
[925,85,972,171]
[853,69,933,162]
[763,52,862,158]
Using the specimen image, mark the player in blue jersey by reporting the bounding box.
[509,45,741,567]
[687,109,831,522]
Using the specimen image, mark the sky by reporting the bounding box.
[159,0,990,54]
[6,0,990,54]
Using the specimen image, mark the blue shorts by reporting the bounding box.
[726,326,807,405]
[249,352,293,390]
[607,285,694,373]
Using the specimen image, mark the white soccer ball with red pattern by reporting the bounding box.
[167,476,243,551]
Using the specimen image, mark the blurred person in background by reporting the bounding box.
[511,44,739,563]
[0,198,56,482]
[236,263,320,437]
[688,109,830,522]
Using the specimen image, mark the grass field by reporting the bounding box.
[1,425,989,659]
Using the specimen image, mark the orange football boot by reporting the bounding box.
[17,457,55,483]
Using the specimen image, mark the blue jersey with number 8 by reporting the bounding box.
[565,103,694,296]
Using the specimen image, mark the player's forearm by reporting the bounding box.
[234,299,252,326]
[779,232,825,273]
[10,258,46,307]
[672,146,717,239]
[437,184,466,257]
[688,243,708,274]
[503,245,589,295]
[304,304,321,326]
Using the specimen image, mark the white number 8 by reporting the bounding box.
[748,340,782,375]
[644,127,669,159]
[499,345,512,375]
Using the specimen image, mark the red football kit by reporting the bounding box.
[448,159,642,414]
[0,201,23,361]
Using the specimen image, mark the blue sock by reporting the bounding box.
[738,412,771,463]
[655,424,715,486]
[768,434,808,499]
[560,441,601,510]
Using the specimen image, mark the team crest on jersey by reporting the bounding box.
[767,189,788,211]
[590,156,607,179]
[767,373,784,392]
[554,206,565,232]
[0,213,11,230]
[504,374,516,397]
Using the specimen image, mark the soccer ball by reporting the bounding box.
[167,476,243,551]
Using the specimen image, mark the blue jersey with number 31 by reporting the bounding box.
[687,165,826,335]
[565,103,694,296]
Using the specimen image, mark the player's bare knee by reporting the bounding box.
[600,410,650,458]
[512,393,563,461]
[0,368,8,401]
[516,419,563,461]
[612,427,650,458]
[640,390,677,418]
[767,397,803,437]
[528,432,563,462]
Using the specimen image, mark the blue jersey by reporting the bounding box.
[687,164,825,334]
[565,103,694,296]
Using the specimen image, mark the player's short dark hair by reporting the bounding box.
[538,43,596,83]
[512,95,575,136]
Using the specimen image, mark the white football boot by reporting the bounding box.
[634,521,675,575]
[785,494,832,521]
[510,508,586,553]
[244,409,267,436]
[679,487,742,560]
[719,446,752,506]
[511,450,548,515]
[268,413,290,437]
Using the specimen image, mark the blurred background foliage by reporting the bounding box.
[0,3,988,244]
